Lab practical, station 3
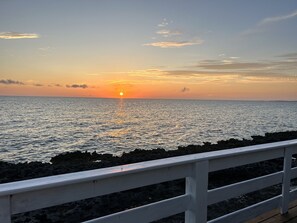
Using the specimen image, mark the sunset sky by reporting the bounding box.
[0,0,297,100]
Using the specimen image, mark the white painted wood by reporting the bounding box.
[209,195,281,223]
[208,171,283,205]
[0,196,11,223]
[84,195,190,223]
[1,140,296,197]
[291,166,297,179]
[281,147,292,214]
[290,188,297,202]
[0,140,296,223]
[209,149,283,172]
[11,164,191,214]
[0,160,191,197]
[185,161,209,223]
[291,145,297,155]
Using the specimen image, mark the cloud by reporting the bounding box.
[163,69,297,82]
[197,61,270,70]
[277,52,297,59]
[197,58,297,72]
[181,87,190,93]
[0,79,24,85]
[129,53,297,81]
[158,19,169,27]
[126,66,297,85]
[147,56,297,81]
[38,47,51,51]
[242,9,297,35]
[48,84,63,87]
[127,53,297,83]
[144,40,203,48]
[164,70,232,76]
[192,58,297,80]
[66,84,88,89]
[258,10,297,26]
[110,81,134,90]
[0,32,39,39]
[33,83,43,87]
[148,19,202,48]
[156,29,182,37]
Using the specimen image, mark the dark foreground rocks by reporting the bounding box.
[1,131,297,222]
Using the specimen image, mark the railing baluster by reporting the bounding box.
[0,195,11,223]
[281,147,292,214]
[185,161,209,223]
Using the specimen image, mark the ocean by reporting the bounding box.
[1,96,297,163]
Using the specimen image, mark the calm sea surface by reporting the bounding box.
[1,96,297,163]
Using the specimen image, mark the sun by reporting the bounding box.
[119,92,124,97]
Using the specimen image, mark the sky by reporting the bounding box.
[0,0,297,100]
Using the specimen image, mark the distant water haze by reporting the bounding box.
[0,96,296,163]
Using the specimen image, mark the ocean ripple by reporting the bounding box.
[0,97,297,163]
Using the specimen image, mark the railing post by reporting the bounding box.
[185,160,209,223]
[0,196,11,223]
[281,147,292,214]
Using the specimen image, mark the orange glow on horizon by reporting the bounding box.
[1,78,297,101]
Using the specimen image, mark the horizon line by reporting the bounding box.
[0,94,296,102]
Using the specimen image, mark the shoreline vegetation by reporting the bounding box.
[1,130,297,222]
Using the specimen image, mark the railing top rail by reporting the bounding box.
[1,139,297,197]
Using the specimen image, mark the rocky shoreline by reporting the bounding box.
[1,131,297,222]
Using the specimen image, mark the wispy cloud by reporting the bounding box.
[181,87,190,93]
[0,79,24,85]
[38,46,51,51]
[33,83,43,87]
[277,52,297,59]
[0,32,39,39]
[66,84,88,89]
[196,58,297,72]
[181,57,297,81]
[156,29,182,37]
[158,19,169,27]
[144,40,203,48]
[242,9,297,35]
[128,54,297,83]
[197,61,270,70]
[48,84,63,87]
[163,69,297,83]
[258,10,297,26]
[0,80,92,88]
[109,80,134,90]
[147,19,203,48]
[125,69,296,86]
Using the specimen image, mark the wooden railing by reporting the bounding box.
[1,139,297,223]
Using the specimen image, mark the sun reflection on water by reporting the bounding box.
[1,97,297,163]
[106,98,131,139]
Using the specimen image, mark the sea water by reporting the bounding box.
[1,96,296,163]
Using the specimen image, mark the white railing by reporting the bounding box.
[1,139,297,223]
